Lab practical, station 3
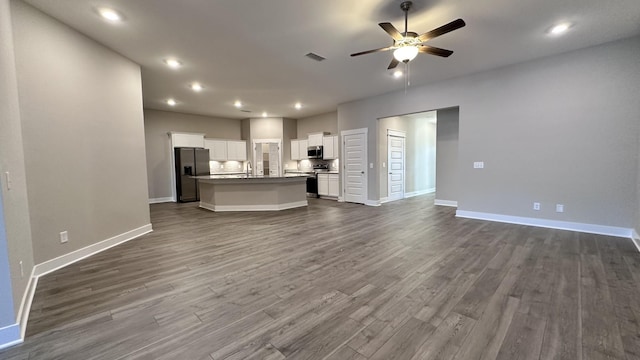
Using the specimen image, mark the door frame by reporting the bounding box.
[340,128,368,204]
[251,138,282,176]
[387,129,406,202]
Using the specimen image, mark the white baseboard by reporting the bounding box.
[0,323,21,350]
[149,197,173,204]
[200,201,308,212]
[365,200,381,207]
[632,229,640,253]
[338,196,345,202]
[435,199,458,207]
[456,210,633,238]
[16,267,37,340]
[405,188,436,198]
[380,197,390,204]
[34,224,153,277]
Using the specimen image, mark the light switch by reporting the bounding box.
[383,162,386,168]
[369,163,373,169]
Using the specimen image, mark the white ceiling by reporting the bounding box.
[23,0,640,120]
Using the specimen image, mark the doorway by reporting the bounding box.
[341,128,368,204]
[252,139,282,176]
[387,130,406,202]
[378,111,437,202]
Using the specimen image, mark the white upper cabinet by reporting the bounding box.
[308,133,324,147]
[291,139,309,160]
[205,139,247,161]
[299,139,309,159]
[323,135,339,160]
[208,139,228,160]
[291,139,301,160]
[170,132,205,148]
[227,140,247,161]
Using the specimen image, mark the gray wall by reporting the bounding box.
[378,114,436,199]
[0,0,34,320]
[282,118,298,171]
[144,109,241,200]
[338,36,640,228]
[297,111,338,138]
[12,0,151,263]
[436,108,460,203]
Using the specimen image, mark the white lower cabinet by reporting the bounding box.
[318,174,329,196]
[328,174,339,197]
[318,173,339,198]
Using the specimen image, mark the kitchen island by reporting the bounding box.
[193,174,308,212]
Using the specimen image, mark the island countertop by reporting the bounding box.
[192,174,308,184]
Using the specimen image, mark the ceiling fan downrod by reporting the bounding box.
[400,1,412,37]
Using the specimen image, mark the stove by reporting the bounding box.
[306,164,330,197]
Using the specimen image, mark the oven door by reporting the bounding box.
[306,176,318,197]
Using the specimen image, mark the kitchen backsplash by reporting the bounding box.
[297,159,339,172]
[211,159,339,174]
[209,160,246,174]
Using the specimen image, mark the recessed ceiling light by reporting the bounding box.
[548,22,572,36]
[190,82,203,92]
[166,98,176,106]
[262,112,267,117]
[234,100,242,108]
[98,7,122,22]
[164,58,182,69]
[393,70,403,78]
[294,102,302,110]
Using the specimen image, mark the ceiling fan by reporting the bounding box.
[351,1,466,69]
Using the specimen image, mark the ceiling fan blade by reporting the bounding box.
[418,45,454,57]
[379,22,404,41]
[387,58,400,69]
[350,46,393,57]
[418,18,466,42]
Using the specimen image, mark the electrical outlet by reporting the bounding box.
[473,162,484,169]
[533,202,541,211]
[556,204,564,213]
[60,231,68,243]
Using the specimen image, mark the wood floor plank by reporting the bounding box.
[410,311,476,360]
[580,253,626,360]
[368,317,436,360]
[1,195,639,360]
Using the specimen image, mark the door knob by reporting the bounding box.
[361,171,365,174]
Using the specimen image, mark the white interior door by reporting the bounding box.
[387,131,405,202]
[342,130,367,204]
[268,143,280,176]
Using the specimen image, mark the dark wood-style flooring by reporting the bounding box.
[2,195,640,360]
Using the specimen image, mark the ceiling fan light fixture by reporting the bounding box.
[393,46,419,62]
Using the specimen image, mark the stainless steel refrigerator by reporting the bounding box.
[175,147,210,202]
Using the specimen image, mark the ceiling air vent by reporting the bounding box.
[240,109,251,113]
[305,52,326,62]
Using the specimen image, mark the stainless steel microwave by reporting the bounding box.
[307,146,323,159]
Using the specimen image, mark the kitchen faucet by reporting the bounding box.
[246,161,252,177]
